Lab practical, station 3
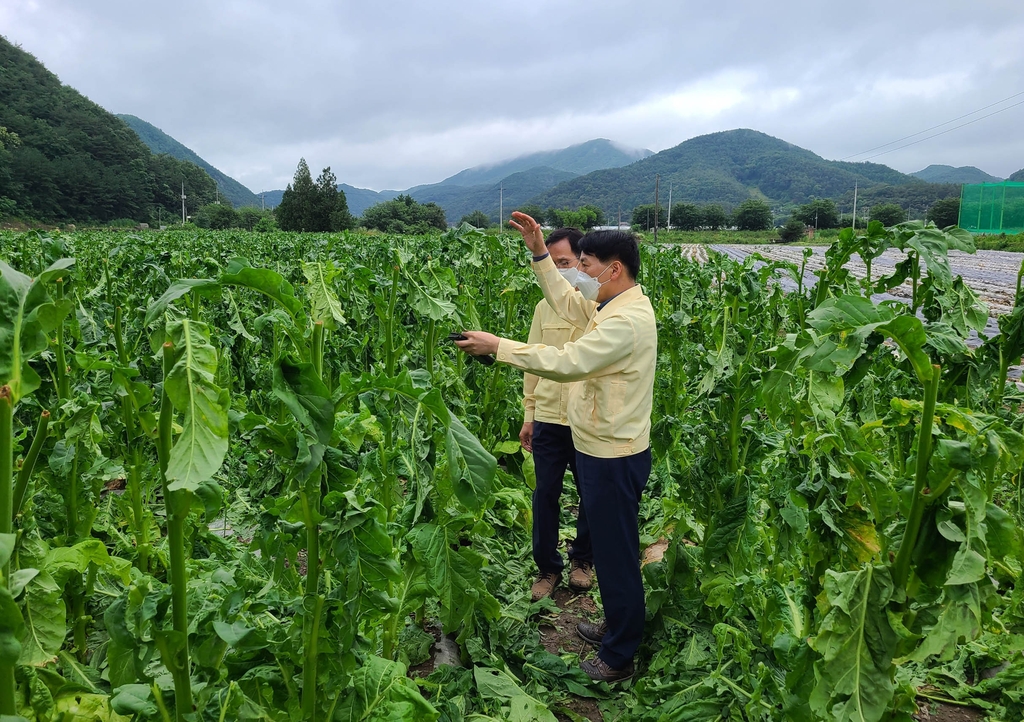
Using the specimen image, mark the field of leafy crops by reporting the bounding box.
[1,221,1023,722]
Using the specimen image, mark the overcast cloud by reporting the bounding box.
[3,0,1023,192]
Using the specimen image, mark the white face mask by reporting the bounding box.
[575,263,612,301]
[558,267,582,286]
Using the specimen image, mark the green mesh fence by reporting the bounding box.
[959,182,1024,234]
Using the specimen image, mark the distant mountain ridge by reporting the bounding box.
[1010,168,1024,182]
[527,129,961,214]
[422,139,652,189]
[262,138,653,219]
[118,114,260,208]
[912,164,1002,184]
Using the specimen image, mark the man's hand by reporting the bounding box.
[509,211,546,257]
[519,421,533,453]
[453,331,500,357]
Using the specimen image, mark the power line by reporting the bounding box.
[842,89,1024,161]
[856,98,1024,162]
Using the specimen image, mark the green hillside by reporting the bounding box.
[118,114,259,208]
[912,164,1002,184]
[1010,168,1024,182]
[430,138,651,188]
[339,184,401,216]
[528,129,957,215]
[0,35,217,222]
[408,166,578,222]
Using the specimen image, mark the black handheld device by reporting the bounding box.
[447,333,495,366]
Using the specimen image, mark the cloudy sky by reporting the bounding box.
[3,1,1023,192]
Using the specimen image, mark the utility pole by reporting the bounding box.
[666,182,672,230]
[654,174,660,243]
[851,182,858,231]
[181,181,187,225]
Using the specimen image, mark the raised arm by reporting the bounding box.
[509,211,595,329]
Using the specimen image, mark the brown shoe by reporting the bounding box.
[576,620,608,646]
[581,656,634,683]
[568,558,593,592]
[531,572,560,602]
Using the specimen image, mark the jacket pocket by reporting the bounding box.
[541,321,573,347]
[607,381,627,416]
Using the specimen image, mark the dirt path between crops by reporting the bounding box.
[539,588,605,722]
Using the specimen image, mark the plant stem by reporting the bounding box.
[55,279,70,401]
[67,453,79,539]
[115,306,149,571]
[385,263,400,378]
[301,323,326,721]
[13,410,50,517]
[158,342,193,720]
[893,364,940,591]
[0,386,15,716]
[425,319,436,381]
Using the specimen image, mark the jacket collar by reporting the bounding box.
[595,284,645,316]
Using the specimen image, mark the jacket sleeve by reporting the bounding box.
[531,254,595,330]
[496,314,636,382]
[522,308,542,422]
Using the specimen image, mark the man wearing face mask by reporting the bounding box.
[521,227,594,603]
[455,212,657,684]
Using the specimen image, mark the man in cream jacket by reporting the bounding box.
[520,227,594,603]
[455,212,657,683]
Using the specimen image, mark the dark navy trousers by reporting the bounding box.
[531,421,592,574]
[575,448,651,669]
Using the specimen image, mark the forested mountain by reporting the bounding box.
[338,184,401,216]
[408,166,578,222]
[1010,168,1024,182]
[422,138,652,188]
[118,114,259,208]
[912,164,1002,184]
[528,129,960,215]
[262,139,649,218]
[0,35,216,222]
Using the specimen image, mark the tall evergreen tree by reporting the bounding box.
[276,160,354,232]
[276,158,315,231]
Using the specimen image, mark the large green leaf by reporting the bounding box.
[806,296,933,383]
[16,570,66,667]
[301,261,345,328]
[143,278,218,326]
[474,666,558,722]
[408,523,500,633]
[809,565,896,722]
[221,258,303,319]
[0,258,75,402]
[445,414,496,512]
[272,359,333,446]
[0,585,24,666]
[937,276,989,335]
[164,319,230,491]
[907,584,981,663]
[333,654,438,722]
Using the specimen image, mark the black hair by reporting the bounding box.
[545,227,583,256]
[578,230,640,279]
